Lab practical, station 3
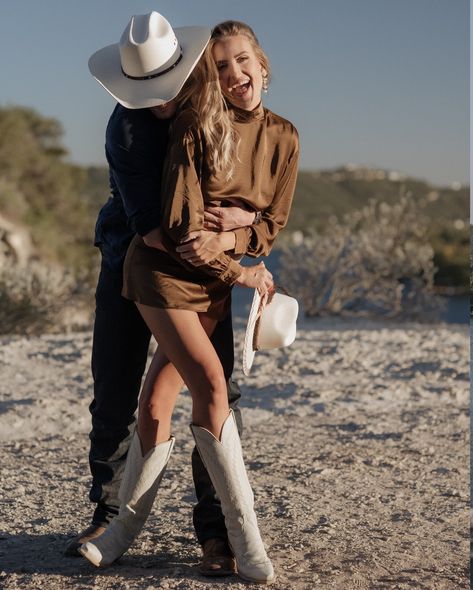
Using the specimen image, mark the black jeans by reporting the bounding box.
[89,261,243,544]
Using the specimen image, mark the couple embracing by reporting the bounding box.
[65,10,299,585]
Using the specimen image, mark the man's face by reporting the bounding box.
[150,99,178,120]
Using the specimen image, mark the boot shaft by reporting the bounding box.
[190,412,273,579]
[119,433,175,514]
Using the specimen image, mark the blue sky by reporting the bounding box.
[1,0,469,186]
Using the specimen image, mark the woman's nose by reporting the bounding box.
[228,60,242,82]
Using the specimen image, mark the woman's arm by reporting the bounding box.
[232,136,300,258]
[160,112,242,285]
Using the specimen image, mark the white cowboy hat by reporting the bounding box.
[242,289,299,376]
[88,11,210,109]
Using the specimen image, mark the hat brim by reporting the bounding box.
[242,289,264,376]
[88,26,210,109]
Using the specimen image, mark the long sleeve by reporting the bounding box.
[233,226,252,257]
[105,106,170,237]
[160,113,242,286]
[108,151,161,237]
[235,134,300,258]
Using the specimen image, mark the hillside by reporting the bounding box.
[83,164,468,234]
[288,166,468,234]
[0,106,467,289]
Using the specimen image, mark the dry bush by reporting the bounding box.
[0,258,93,335]
[280,196,443,320]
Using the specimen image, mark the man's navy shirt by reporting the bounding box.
[95,104,171,271]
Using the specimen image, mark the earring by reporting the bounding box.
[262,75,268,94]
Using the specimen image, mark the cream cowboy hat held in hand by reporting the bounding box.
[243,289,299,376]
[89,11,210,109]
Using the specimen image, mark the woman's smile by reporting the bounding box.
[231,81,251,97]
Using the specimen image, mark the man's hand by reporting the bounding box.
[176,230,236,266]
[204,200,256,231]
[142,227,166,251]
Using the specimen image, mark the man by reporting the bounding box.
[64,11,259,576]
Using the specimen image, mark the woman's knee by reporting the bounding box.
[191,365,227,402]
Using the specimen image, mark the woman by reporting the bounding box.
[80,21,299,583]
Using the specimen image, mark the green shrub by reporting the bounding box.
[280,197,443,320]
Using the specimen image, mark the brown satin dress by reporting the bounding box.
[122,102,299,320]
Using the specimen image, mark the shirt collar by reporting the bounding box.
[226,100,265,123]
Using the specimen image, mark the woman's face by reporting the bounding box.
[212,35,265,111]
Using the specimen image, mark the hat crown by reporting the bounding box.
[242,290,299,376]
[257,293,298,350]
[119,12,180,78]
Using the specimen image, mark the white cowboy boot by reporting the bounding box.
[190,411,274,584]
[79,433,174,567]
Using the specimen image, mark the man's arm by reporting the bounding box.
[106,108,169,241]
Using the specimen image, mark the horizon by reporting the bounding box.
[75,154,469,189]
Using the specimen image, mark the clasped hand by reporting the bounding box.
[176,230,226,266]
[177,203,255,266]
[203,200,255,232]
[143,203,263,275]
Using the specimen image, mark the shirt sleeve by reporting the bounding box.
[160,115,242,286]
[244,135,300,258]
[105,111,166,237]
[232,227,252,257]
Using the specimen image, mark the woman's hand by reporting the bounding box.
[235,262,274,295]
[176,230,236,266]
[204,201,256,231]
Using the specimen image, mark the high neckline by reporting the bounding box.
[226,100,265,123]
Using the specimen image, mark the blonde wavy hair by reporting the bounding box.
[177,21,271,179]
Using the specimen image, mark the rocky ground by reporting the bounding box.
[0,319,469,589]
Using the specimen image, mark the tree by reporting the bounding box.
[0,106,98,271]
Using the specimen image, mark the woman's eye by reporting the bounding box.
[237,56,248,63]
[217,63,227,71]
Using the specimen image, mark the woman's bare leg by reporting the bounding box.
[137,350,184,452]
[136,304,229,454]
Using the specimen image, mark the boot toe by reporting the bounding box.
[238,559,275,584]
[63,524,106,557]
[79,541,105,567]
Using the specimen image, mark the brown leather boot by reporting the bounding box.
[199,538,237,577]
[63,524,106,556]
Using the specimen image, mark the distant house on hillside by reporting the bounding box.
[325,164,407,183]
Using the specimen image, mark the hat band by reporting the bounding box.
[121,50,183,81]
